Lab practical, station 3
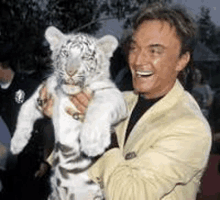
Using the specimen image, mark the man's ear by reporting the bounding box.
[176,52,190,72]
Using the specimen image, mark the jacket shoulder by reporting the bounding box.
[170,90,211,137]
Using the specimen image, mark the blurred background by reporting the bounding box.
[1,0,220,199]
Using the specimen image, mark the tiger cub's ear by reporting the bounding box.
[97,35,118,58]
[45,26,65,50]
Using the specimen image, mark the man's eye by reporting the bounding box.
[129,45,138,52]
[149,48,163,55]
[151,49,159,54]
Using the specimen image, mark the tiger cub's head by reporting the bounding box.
[45,26,118,91]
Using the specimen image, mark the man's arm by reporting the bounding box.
[89,118,211,199]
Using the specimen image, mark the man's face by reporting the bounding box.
[128,20,189,99]
[0,62,12,83]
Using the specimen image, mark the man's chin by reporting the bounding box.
[133,87,148,95]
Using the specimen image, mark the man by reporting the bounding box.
[0,42,54,200]
[40,3,212,199]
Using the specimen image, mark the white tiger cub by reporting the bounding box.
[10,26,127,200]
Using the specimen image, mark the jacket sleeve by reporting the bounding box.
[88,118,212,200]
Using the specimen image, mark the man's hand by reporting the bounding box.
[34,161,50,178]
[38,85,54,118]
[66,89,93,117]
[38,85,93,118]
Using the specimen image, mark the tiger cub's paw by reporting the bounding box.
[80,121,111,157]
[10,137,27,155]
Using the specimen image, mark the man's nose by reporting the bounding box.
[134,50,148,65]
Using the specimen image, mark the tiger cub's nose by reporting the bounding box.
[66,65,77,77]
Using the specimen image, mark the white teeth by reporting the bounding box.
[136,70,153,77]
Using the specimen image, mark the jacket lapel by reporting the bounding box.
[122,80,185,154]
[116,92,138,149]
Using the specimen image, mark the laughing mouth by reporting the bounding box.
[136,70,153,77]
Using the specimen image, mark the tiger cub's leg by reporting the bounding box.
[58,187,74,200]
[48,173,63,200]
[73,184,104,200]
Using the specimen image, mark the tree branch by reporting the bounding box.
[74,16,118,32]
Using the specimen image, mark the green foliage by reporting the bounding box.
[0,0,172,74]
[212,28,220,54]
[0,0,102,74]
[100,0,172,28]
[0,0,49,75]
[197,6,220,55]
[46,0,101,34]
[197,6,216,44]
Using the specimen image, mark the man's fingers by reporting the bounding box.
[70,96,87,113]
[75,89,93,107]
[83,88,93,100]
[42,97,54,118]
[69,89,93,113]
[37,85,54,118]
[74,92,90,107]
[65,106,84,121]
[39,84,48,99]
[65,107,75,116]
[34,162,49,178]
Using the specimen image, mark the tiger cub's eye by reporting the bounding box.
[61,50,69,57]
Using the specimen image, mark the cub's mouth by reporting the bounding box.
[64,78,75,85]
[62,78,84,88]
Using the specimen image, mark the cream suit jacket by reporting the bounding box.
[89,80,212,200]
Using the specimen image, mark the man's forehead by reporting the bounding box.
[131,20,180,47]
[135,20,176,35]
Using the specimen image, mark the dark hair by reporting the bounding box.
[127,3,197,57]
[0,42,17,71]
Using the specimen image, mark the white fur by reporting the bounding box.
[10,26,127,199]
